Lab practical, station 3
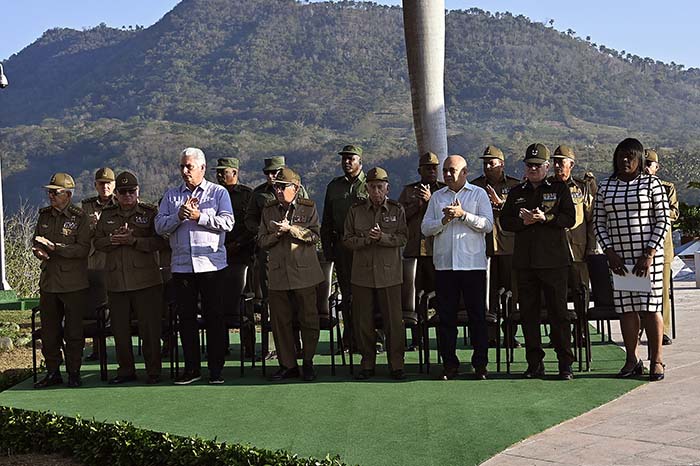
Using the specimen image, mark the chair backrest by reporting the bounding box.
[85,269,108,320]
[317,261,334,317]
[587,254,614,307]
[401,258,417,313]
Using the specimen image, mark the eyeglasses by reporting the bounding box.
[264,169,282,176]
[645,161,654,167]
[273,184,294,191]
[117,188,137,195]
[46,189,66,196]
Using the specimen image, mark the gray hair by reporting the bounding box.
[181,147,206,167]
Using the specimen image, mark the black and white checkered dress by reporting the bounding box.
[593,174,670,313]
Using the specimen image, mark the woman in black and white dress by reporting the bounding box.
[593,138,670,381]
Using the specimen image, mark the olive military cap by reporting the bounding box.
[214,157,240,170]
[419,152,440,166]
[524,143,550,165]
[480,145,504,161]
[263,156,285,172]
[44,173,76,190]
[553,145,576,160]
[338,145,363,157]
[645,149,660,163]
[94,167,115,182]
[366,167,389,182]
[115,171,138,189]
[274,167,301,186]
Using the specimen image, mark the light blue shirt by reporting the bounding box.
[155,178,234,273]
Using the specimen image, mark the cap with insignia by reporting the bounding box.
[480,145,504,161]
[44,173,76,190]
[553,145,576,160]
[419,151,440,166]
[645,149,659,163]
[94,167,115,182]
[263,156,285,172]
[523,143,550,164]
[367,167,389,182]
[274,167,301,186]
[338,145,363,157]
[115,171,138,189]
[214,157,239,170]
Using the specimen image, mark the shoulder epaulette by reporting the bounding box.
[404,181,420,188]
[39,206,52,214]
[253,182,268,193]
[264,198,280,208]
[67,205,85,216]
[506,175,521,182]
[352,198,367,207]
[81,195,99,204]
[297,198,314,207]
[572,176,586,185]
[139,202,158,212]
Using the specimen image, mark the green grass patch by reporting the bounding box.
[0,330,643,466]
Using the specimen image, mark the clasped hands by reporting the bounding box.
[32,236,54,261]
[441,199,465,224]
[605,248,653,277]
[110,224,136,245]
[519,207,546,225]
[178,196,201,221]
[271,218,292,237]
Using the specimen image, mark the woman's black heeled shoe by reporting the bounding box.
[649,361,665,382]
[617,359,644,378]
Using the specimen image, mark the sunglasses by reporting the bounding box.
[117,188,137,195]
[645,161,654,167]
[46,189,67,196]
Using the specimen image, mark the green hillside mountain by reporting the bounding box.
[1,0,699,209]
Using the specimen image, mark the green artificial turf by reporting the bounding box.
[0,329,644,466]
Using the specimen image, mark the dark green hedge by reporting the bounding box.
[0,406,347,466]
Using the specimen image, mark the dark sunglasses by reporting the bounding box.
[117,188,137,195]
[525,163,544,169]
[645,160,654,167]
[46,189,66,196]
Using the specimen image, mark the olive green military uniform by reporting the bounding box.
[500,144,577,369]
[660,179,679,335]
[82,194,117,270]
[35,202,91,376]
[343,170,407,372]
[258,176,324,370]
[94,196,167,378]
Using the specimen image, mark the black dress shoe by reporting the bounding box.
[616,359,644,378]
[558,364,574,381]
[523,362,545,379]
[109,374,137,385]
[269,366,300,382]
[34,371,63,389]
[302,361,316,382]
[662,334,673,346]
[474,367,488,380]
[354,369,375,380]
[390,369,406,380]
[649,361,666,382]
[67,373,82,388]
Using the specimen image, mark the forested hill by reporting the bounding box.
[1,0,700,209]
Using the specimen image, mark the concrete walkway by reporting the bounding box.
[483,279,700,466]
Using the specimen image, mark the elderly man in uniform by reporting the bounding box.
[422,155,493,380]
[550,145,598,317]
[398,151,445,351]
[322,145,368,349]
[82,167,117,361]
[214,157,255,356]
[344,167,407,380]
[94,172,167,385]
[501,143,577,380]
[156,147,234,385]
[470,145,522,347]
[258,168,324,381]
[32,173,91,388]
[644,149,679,345]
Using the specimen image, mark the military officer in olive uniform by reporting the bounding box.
[550,145,598,314]
[94,172,168,384]
[344,167,408,380]
[398,151,445,350]
[501,143,577,380]
[32,173,91,388]
[82,167,117,361]
[470,145,522,345]
[321,145,368,347]
[644,149,679,345]
[258,168,324,382]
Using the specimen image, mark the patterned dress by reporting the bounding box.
[593,174,670,313]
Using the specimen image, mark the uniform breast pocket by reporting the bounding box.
[379,218,399,233]
[61,233,77,244]
[541,200,556,214]
[131,223,150,237]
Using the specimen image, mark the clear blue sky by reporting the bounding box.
[2,1,699,68]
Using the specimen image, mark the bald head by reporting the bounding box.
[443,155,468,191]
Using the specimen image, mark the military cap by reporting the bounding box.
[338,145,363,157]
[419,152,440,166]
[263,156,285,172]
[523,143,550,164]
[645,149,660,163]
[115,171,138,189]
[480,145,504,161]
[214,157,240,170]
[94,167,115,182]
[44,173,75,190]
[553,145,576,160]
[367,167,389,182]
[273,167,301,186]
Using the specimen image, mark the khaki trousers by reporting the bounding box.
[39,289,88,374]
[268,286,320,369]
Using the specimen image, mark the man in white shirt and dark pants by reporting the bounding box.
[421,155,494,380]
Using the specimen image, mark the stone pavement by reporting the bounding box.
[482,279,700,466]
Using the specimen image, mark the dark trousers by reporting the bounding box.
[434,270,488,370]
[39,289,88,374]
[173,269,227,375]
[268,286,320,369]
[109,285,163,377]
[517,267,575,367]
